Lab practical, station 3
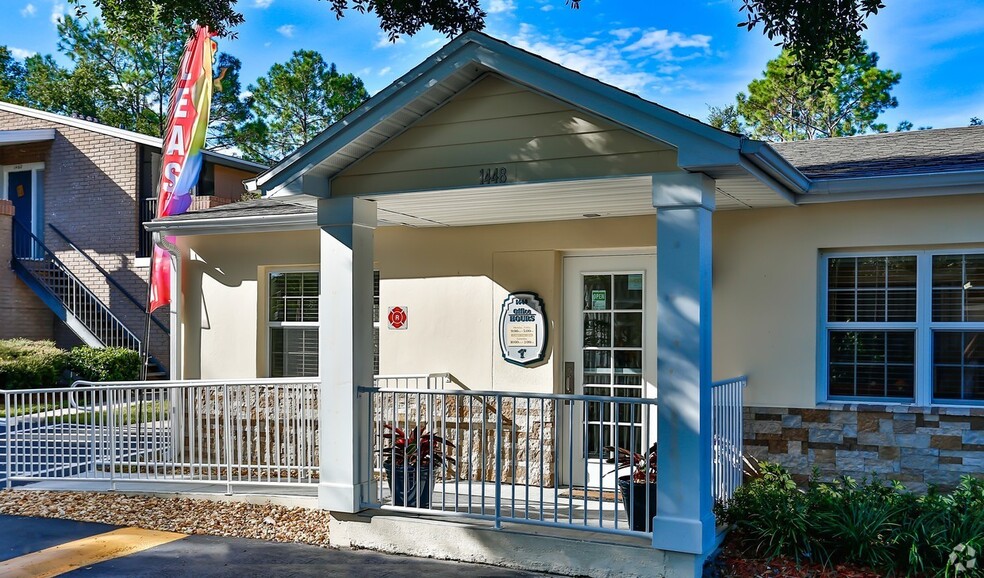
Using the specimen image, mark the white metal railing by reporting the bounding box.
[373,373,467,390]
[1,378,320,493]
[711,375,747,504]
[360,387,659,537]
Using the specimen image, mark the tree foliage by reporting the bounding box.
[229,50,368,164]
[68,0,879,77]
[709,42,900,141]
[0,47,26,104]
[738,0,885,77]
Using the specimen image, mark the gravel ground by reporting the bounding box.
[0,490,331,546]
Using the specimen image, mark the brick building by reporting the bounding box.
[0,100,265,373]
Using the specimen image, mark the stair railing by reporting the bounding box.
[48,223,169,336]
[11,219,142,352]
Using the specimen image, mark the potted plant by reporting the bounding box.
[604,442,657,532]
[382,424,456,508]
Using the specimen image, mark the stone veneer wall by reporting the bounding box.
[744,404,984,492]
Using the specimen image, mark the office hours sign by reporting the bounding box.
[499,292,547,366]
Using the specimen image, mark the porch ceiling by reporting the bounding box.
[359,173,789,227]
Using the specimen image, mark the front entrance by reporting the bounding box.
[3,164,44,256]
[562,254,657,488]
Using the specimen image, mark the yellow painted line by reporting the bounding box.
[0,527,187,578]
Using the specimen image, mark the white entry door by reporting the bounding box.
[562,254,658,489]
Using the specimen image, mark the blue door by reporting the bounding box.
[8,170,32,231]
[7,170,35,257]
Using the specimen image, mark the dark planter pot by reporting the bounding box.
[383,461,433,508]
[617,475,657,532]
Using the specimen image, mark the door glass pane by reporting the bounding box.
[583,275,610,310]
[614,313,642,347]
[583,313,611,347]
[613,274,643,309]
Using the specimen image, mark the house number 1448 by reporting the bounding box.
[479,167,507,185]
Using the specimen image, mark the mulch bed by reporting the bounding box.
[705,537,885,578]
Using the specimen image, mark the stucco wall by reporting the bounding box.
[181,215,657,389]
[712,193,984,409]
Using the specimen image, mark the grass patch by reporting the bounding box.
[56,401,168,426]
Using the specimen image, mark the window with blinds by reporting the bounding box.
[267,270,382,378]
[822,251,984,405]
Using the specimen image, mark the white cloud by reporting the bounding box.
[540,4,553,11]
[507,24,715,97]
[10,47,36,59]
[489,0,515,15]
[20,3,36,17]
[623,30,712,60]
[610,28,639,44]
[276,24,295,38]
[50,2,64,25]
[374,32,406,49]
[378,67,391,76]
[253,0,274,7]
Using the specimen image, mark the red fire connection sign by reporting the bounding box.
[387,306,408,330]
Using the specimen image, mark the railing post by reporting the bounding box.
[223,383,233,495]
[494,393,503,530]
[5,390,11,489]
[107,388,117,491]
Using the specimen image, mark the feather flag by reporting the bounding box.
[149,26,215,313]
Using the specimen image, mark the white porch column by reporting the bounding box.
[318,197,377,512]
[651,172,716,559]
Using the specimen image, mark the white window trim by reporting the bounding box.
[266,268,319,378]
[818,248,984,407]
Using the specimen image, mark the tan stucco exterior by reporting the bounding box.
[712,194,984,408]
[179,191,984,408]
[179,216,657,390]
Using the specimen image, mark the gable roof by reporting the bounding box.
[0,100,267,173]
[245,30,769,197]
[148,31,984,233]
[772,126,984,179]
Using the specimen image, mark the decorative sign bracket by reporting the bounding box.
[499,292,547,366]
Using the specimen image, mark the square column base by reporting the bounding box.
[651,511,717,555]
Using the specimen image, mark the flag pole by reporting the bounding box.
[143,24,215,381]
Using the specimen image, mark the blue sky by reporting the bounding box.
[4,0,983,130]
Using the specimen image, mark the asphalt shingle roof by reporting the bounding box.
[158,198,316,221]
[771,125,984,180]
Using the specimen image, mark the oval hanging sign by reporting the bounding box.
[499,292,547,366]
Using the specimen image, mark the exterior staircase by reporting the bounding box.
[10,220,168,379]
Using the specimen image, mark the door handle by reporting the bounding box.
[564,361,575,395]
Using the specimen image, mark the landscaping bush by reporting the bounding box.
[718,463,984,577]
[0,339,69,389]
[67,346,141,382]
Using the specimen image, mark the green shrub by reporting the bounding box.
[0,339,69,389]
[67,346,141,382]
[720,463,984,577]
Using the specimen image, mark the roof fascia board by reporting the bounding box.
[0,128,56,145]
[734,159,798,205]
[798,170,984,203]
[740,139,811,194]
[144,212,317,236]
[0,100,265,172]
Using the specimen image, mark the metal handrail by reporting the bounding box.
[48,223,169,335]
[11,220,142,352]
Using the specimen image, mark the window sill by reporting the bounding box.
[134,257,151,268]
[817,401,984,416]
